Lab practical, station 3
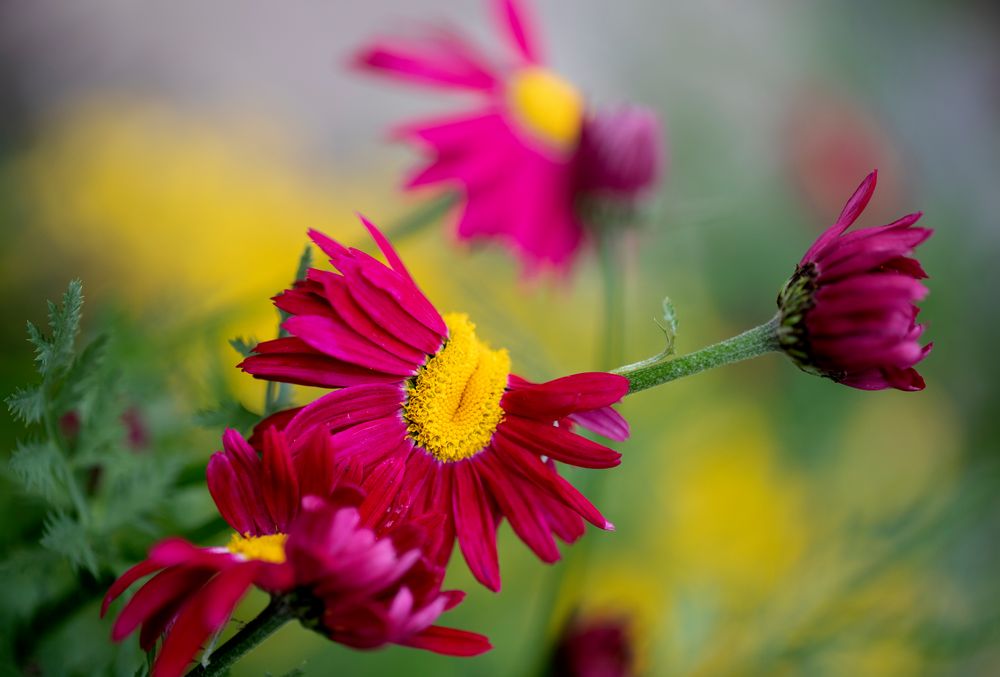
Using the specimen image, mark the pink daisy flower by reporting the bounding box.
[354,0,662,274]
[777,170,933,391]
[102,428,488,677]
[240,217,630,591]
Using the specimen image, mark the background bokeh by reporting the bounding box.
[2,1,999,675]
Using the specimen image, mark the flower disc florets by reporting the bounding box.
[227,533,288,564]
[507,67,584,151]
[404,313,511,463]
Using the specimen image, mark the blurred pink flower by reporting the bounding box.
[777,170,933,391]
[354,0,662,274]
[783,87,904,220]
[551,614,635,677]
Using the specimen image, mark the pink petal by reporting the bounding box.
[353,31,498,91]
[568,407,630,442]
[492,0,541,64]
[801,170,877,263]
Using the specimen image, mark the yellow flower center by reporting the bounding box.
[507,67,584,150]
[404,313,511,463]
[226,533,288,564]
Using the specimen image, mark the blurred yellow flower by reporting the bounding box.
[660,406,809,599]
[11,97,379,407]
[831,390,961,521]
[16,98,362,307]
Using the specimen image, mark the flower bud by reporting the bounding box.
[577,104,664,202]
[550,614,634,677]
[777,170,932,391]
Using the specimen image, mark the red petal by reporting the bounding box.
[283,384,404,442]
[493,432,612,530]
[502,417,622,469]
[112,566,213,641]
[402,624,492,656]
[152,564,258,677]
[453,461,501,592]
[501,372,629,420]
[261,428,299,532]
[478,454,560,563]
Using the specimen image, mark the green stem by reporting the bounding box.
[263,380,282,417]
[382,192,458,241]
[186,596,293,677]
[613,316,782,394]
[41,383,90,526]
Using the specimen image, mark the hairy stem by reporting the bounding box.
[614,316,782,394]
[186,596,293,677]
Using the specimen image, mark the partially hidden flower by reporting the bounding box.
[777,170,932,391]
[354,0,662,274]
[102,427,488,677]
[550,613,635,677]
[240,217,630,591]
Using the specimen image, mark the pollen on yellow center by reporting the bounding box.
[404,313,511,463]
[507,67,584,149]
[226,532,288,564]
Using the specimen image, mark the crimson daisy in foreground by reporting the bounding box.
[240,217,630,591]
[354,0,662,274]
[102,428,488,677]
[777,170,933,390]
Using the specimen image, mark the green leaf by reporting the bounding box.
[293,243,313,283]
[8,440,62,502]
[0,548,67,621]
[50,279,84,356]
[26,319,54,375]
[195,401,261,434]
[39,511,99,576]
[53,333,110,420]
[27,280,84,376]
[100,454,182,532]
[5,386,45,424]
[277,244,314,331]
[228,336,258,358]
